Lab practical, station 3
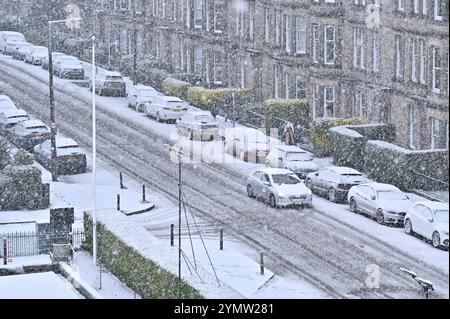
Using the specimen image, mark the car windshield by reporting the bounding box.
[376,190,408,201]
[62,57,79,64]
[271,174,301,185]
[434,210,449,223]
[34,48,47,55]
[194,115,214,123]
[7,35,22,41]
[106,75,123,81]
[25,126,47,133]
[21,45,33,51]
[285,152,312,161]
[9,115,29,122]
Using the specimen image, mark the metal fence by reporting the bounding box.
[0,229,85,258]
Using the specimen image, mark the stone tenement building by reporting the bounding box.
[2,0,448,151]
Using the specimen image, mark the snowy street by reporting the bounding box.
[0,54,448,299]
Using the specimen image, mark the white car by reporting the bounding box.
[348,182,415,225]
[0,31,25,54]
[128,85,160,112]
[4,40,29,55]
[53,55,84,79]
[41,52,65,70]
[266,144,319,178]
[246,167,312,208]
[224,127,270,163]
[0,95,18,114]
[89,70,127,96]
[405,201,449,249]
[0,109,30,133]
[176,111,218,141]
[12,42,34,60]
[24,46,48,65]
[145,96,189,123]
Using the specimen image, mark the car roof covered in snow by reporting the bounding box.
[360,182,401,192]
[413,201,449,211]
[256,167,296,175]
[325,166,362,175]
[56,138,79,148]
[187,111,213,116]
[161,96,184,102]
[135,85,156,91]
[19,119,47,128]
[3,109,27,117]
[275,144,308,153]
[101,70,122,77]
[32,45,47,50]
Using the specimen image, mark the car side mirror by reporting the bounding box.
[428,218,434,223]
[406,195,410,200]
[371,195,376,201]
[315,172,319,176]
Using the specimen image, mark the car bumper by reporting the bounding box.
[32,58,43,65]
[161,111,185,121]
[102,87,126,96]
[384,212,406,224]
[191,129,218,141]
[62,71,84,79]
[278,195,313,207]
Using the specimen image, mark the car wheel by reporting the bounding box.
[376,209,385,225]
[432,231,441,248]
[156,112,162,122]
[269,194,277,208]
[246,184,255,198]
[98,87,103,96]
[349,197,357,213]
[404,219,413,235]
[305,178,313,191]
[327,188,337,203]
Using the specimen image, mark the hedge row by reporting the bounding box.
[162,78,192,100]
[263,99,309,134]
[83,214,203,299]
[329,127,366,171]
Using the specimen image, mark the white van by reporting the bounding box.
[0,31,26,53]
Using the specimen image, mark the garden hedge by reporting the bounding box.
[263,99,309,134]
[329,126,366,171]
[84,214,203,299]
[162,78,192,100]
[311,117,368,157]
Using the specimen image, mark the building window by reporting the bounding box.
[295,16,307,54]
[295,76,306,99]
[409,106,416,149]
[324,86,334,117]
[264,8,270,43]
[274,66,280,99]
[285,74,290,99]
[372,30,380,72]
[395,35,403,79]
[312,24,319,63]
[194,0,203,28]
[135,0,143,13]
[434,0,443,20]
[413,0,419,13]
[354,0,366,6]
[430,118,448,149]
[411,39,417,82]
[213,1,224,33]
[240,58,247,89]
[355,91,367,118]
[353,27,365,69]
[285,15,292,53]
[423,0,428,15]
[162,0,166,18]
[194,47,203,75]
[324,26,335,65]
[275,11,281,46]
[432,47,441,93]
[155,37,161,59]
[312,81,319,119]
[397,0,404,11]
[213,51,222,85]
[419,40,426,84]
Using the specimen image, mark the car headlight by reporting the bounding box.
[277,192,286,198]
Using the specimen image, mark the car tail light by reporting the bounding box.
[337,183,346,189]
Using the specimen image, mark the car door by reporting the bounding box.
[250,171,263,198]
[422,207,435,239]
[412,205,428,236]
[260,173,272,201]
[315,169,332,193]
[129,87,137,106]
[364,186,378,217]
[353,185,370,214]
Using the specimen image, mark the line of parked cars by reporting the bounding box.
[0,94,86,175]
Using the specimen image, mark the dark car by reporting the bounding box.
[34,138,87,175]
[10,119,51,151]
[305,166,369,203]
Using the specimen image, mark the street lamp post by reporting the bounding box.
[92,35,97,266]
[48,18,82,182]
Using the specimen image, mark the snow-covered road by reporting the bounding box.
[0,56,448,299]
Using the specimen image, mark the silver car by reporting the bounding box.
[348,182,415,225]
[305,167,368,203]
[246,168,312,208]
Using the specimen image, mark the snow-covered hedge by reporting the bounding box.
[263,99,309,133]
[311,117,368,157]
[329,127,366,171]
[346,123,396,142]
[0,136,11,170]
[364,141,449,190]
[162,78,192,100]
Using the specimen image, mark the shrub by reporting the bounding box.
[11,150,34,166]
[0,136,11,170]
[162,78,192,100]
[311,117,368,157]
[330,127,366,171]
[263,99,309,134]
[347,123,396,143]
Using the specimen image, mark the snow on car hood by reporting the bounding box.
[284,161,319,172]
[379,200,414,212]
[273,183,310,196]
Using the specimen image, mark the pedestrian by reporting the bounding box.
[283,123,295,145]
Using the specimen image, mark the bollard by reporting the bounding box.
[219,229,223,250]
[260,252,264,275]
[170,224,174,246]
[120,172,124,189]
[117,194,121,211]
[3,238,6,265]
[142,185,146,202]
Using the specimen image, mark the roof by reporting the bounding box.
[257,167,295,175]
[275,144,307,153]
[413,201,449,211]
[360,182,400,191]
[56,138,78,148]
[20,120,46,128]
[326,166,362,175]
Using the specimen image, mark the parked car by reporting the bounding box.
[405,201,449,248]
[348,183,415,225]
[0,95,17,115]
[12,42,34,60]
[176,111,219,141]
[34,138,87,175]
[24,46,48,65]
[144,96,188,123]
[305,167,368,203]
[223,127,270,163]
[266,144,319,178]
[0,109,30,135]
[0,31,25,54]
[89,70,127,96]
[128,85,160,112]
[10,119,51,151]
[4,40,29,55]
[41,52,65,70]
[246,167,312,208]
[53,55,84,79]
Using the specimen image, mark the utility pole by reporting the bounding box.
[48,22,57,182]
[92,35,97,266]
[133,1,138,82]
